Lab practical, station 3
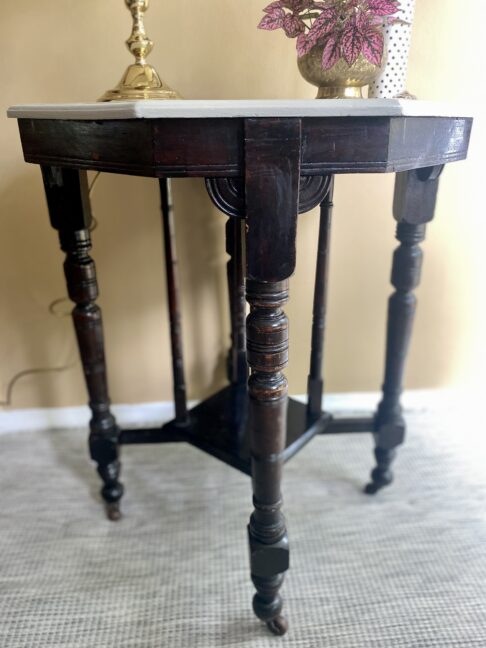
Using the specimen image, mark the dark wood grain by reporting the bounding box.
[366,166,442,495]
[41,166,123,521]
[205,177,245,218]
[159,178,189,425]
[206,175,332,218]
[154,119,243,176]
[246,279,290,635]
[307,177,334,416]
[393,165,444,224]
[18,116,472,177]
[225,218,247,386]
[120,389,372,469]
[244,118,301,282]
[30,120,155,174]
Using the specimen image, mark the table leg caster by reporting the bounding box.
[105,501,122,521]
[253,587,288,636]
[93,441,124,521]
[266,616,289,636]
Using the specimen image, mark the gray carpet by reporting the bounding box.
[1,398,485,647]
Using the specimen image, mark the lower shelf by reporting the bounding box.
[120,385,375,475]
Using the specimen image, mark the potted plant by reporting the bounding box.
[258,0,401,98]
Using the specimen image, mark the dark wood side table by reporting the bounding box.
[8,99,472,636]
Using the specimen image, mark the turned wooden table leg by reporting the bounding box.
[159,178,188,425]
[41,167,123,520]
[307,176,334,417]
[244,117,301,635]
[246,279,290,636]
[226,218,247,386]
[366,166,444,494]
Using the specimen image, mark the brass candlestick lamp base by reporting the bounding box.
[99,0,181,102]
[100,64,181,101]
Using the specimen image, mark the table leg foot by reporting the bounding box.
[104,500,122,521]
[364,448,397,495]
[90,422,124,519]
[266,615,289,636]
[252,580,288,635]
[98,463,124,519]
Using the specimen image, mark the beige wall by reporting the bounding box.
[1,0,484,409]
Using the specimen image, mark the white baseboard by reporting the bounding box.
[0,401,175,435]
[0,389,450,435]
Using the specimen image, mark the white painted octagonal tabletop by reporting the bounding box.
[7,99,473,121]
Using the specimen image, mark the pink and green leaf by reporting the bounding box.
[322,33,342,69]
[283,13,306,37]
[341,24,364,65]
[297,31,319,56]
[307,8,338,40]
[361,26,384,65]
[354,9,371,30]
[260,0,396,69]
[258,8,285,30]
[282,0,314,12]
[365,0,400,16]
[263,1,285,13]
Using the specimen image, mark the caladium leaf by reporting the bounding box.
[341,24,364,65]
[365,0,400,16]
[362,26,384,65]
[321,33,342,69]
[258,8,285,30]
[283,13,306,36]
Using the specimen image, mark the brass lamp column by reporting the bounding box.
[99,0,181,102]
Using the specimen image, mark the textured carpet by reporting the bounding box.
[1,396,485,647]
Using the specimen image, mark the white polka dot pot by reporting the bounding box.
[369,0,416,98]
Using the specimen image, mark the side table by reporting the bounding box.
[8,99,472,635]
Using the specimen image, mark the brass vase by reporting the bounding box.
[297,44,385,99]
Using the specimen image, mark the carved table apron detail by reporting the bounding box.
[9,100,472,636]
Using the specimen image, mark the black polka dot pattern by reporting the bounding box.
[369,0,415,98]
